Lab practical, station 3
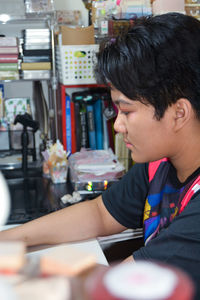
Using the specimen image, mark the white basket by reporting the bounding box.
[56,44,99,85]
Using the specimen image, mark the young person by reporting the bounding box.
[1,12,200,298]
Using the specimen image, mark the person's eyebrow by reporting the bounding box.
[113,99,132,106]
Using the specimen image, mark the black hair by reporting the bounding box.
[94,13,200,120]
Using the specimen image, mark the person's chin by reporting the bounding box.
[130,151,136,162]
[130,151,147,164]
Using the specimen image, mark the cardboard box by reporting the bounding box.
[59,25,95,45]
[185,0,200,4]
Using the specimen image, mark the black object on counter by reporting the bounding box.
[14,113,39,178]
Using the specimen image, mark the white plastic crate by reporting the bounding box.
[56,44,99,85]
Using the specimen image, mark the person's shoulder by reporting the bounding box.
[124,162,149,186]
[128,162,149,175]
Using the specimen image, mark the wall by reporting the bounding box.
[152,0,185,14]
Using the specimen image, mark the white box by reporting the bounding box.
[56,44,99,85]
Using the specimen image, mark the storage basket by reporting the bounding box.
[56,44,99,85]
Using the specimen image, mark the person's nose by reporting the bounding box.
[114,112,127,133]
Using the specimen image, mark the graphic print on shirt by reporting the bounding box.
[143,159,200,245]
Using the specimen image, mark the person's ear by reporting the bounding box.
[173,98,192,132]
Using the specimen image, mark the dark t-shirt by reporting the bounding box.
[102,161,200,299]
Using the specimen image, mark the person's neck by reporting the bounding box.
[170,136,200,183]
[175,160,200,183]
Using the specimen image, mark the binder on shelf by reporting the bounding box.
[72,91,86,152]
[79,101,89,149]
[61,92,76,154]
[66,94,72,153]
[70,100,76,154]
[61,87,67,151]
[94,99,103,150]
[86,102,96,150]
[74,101,81,152]
[61,86,113,153]
[88,87,112,151]
[103,99,115,152]
[66,94,77,154]
[102,101,109,150]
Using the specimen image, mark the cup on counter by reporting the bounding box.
[49,161,68,184]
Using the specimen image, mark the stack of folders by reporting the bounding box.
[0,37,19,80]
[21,29,52,80]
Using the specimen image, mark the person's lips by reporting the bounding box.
[124,139,132,148]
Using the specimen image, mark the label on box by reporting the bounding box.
[100,20,108,35]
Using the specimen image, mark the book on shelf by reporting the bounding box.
[23,56,51,63]
[24,37,51,44]
[0,71,19,80]
[21,62,51,70]
[22,70,51,80]
[0,63,18,71]
[0,37,18,47]
[22,49,52,56]
[23,44,51,50]
[23,29,50,37]
[0,54,18,63]
[0,46,18,54]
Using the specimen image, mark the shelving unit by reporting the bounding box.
[0,13,58,143]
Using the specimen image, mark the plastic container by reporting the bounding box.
[56,44,99,85]
[68,149,125,192]
[50,162,68,184]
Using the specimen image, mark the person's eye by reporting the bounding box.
[121,111,130,116]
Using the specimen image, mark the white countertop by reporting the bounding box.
[1,224,108,266]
